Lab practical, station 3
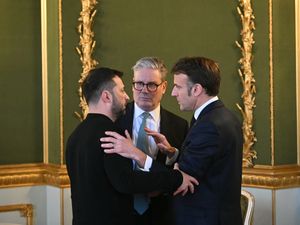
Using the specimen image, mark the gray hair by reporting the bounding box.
[132,57,168,81]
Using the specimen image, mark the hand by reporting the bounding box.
[100,130,147,167]
[144,127,175,157]
[173,163,199,196]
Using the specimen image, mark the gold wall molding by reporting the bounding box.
[41,0,49,164]
[236,0,257,167]
[269,0,275,166]
[243,164,300,189]
[296,0,300,164]
[75,0,99,120]
[1,164,300,189]
[0,204,33,225]
[58,0,64,165]
[0,164,69,189]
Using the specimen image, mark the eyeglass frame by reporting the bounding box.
[132,81,164,92]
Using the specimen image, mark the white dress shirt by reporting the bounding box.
[133,103,178,170]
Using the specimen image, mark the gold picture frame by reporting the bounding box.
[0,204,33,225]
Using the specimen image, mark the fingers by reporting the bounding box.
[190,177,199,186]
[101,142,114,148]
[181,188,188,196]
[103,149,115,154]
[104,131,124,139]
[144,127,155,133]
[124,130,132,140]
[188,182,194,194]
[100,136,116,143]
[174,163,179,170]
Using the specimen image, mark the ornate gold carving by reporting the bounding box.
[0,164,70,188]
[242,165,300,189]
[59,0,65,165]
[0,204,33,225]
[236,0,257,167]
[75,0,99,120]
[1,164,300,189]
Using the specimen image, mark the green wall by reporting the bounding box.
[0,0,42,164]
[0,0,297,166]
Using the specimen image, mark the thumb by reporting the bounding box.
[125,130,132,140]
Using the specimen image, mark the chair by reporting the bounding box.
[241,190,255,225]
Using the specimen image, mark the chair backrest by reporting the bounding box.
[241,190,255,225]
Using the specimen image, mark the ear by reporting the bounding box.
[161,80,167,94]
[101,90,113,103]
[192,84,204,97]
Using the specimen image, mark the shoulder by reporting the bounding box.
[161,107,187,123]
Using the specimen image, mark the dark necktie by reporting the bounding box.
[134,112,151,214]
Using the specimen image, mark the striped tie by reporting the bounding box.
[134,112,151,214]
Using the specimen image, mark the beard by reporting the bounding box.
[111,94,126,119]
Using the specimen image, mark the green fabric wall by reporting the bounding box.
[0,0,297,166]
[0,0,42,164]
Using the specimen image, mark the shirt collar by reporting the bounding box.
[194,96,219,120]
[134,103,160,122]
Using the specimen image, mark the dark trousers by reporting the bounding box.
[133,208,153,225]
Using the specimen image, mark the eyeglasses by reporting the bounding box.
[132,81,164,92]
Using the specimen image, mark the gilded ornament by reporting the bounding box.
[76,0,99,120]
[236,0,257,167]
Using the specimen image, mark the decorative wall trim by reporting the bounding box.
[0,203,33,225]
[243,165,300,189]
[296,0,300,165]
[236,0,257,167]
[269,0,275,166]
[0,164,69,189]
[0,164,299,189]
[75,0,99,120]
[58,0,64,165]
[41,0,49,164]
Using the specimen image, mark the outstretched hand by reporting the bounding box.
[144,127,176,156]
[173,163,199,196]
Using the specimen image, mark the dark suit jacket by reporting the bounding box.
[116,102,189,225]
[66,114,183,225]
[172,100,243,225]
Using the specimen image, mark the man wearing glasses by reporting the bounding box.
[116,57,189,225]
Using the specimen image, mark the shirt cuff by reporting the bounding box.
[165,148,179,165]
[139,155,153,172]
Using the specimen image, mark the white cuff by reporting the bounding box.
[139,155,153,172]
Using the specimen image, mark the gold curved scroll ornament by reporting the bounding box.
[75,0,99,120]
[236,0,257,167]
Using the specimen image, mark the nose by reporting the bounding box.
[171,87,176,96]
[141,84,150,93]
[125,92,130,101]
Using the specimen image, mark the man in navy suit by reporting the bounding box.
[116,57,189,225]
[103,57,243,225]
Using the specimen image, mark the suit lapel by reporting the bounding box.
[123,102,134,136]
[156,107,168,163]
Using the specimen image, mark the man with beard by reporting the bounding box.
[66,67,198,225]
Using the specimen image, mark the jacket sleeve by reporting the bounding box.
[179,121,220,180]
[103,153,183,194]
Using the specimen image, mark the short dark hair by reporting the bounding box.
[82,67,123,104]
[171,57,220,96]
